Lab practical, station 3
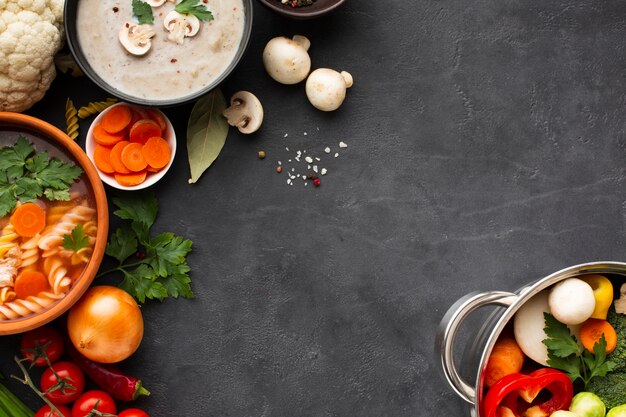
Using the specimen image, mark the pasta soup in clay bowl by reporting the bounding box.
[0,113,108,335]
[65,0,253,106]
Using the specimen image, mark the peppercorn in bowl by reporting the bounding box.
[257,0,346,19]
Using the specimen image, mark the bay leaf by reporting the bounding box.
[186,88,229,184]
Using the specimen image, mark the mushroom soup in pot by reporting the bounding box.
[76,0,245,101]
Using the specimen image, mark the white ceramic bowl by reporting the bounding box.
[85,103,176,190]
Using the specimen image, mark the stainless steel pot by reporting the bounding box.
[435,261,626,417]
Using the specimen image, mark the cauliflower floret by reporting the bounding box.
[0,0,63,112]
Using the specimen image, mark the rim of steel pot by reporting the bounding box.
[434,261,626,416]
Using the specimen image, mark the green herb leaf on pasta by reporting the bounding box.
[132,0,154,24]
[0,137,83,217]
[63,224,90,252]
[175,0,213,21]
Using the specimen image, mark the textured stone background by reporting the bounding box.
[2,0,626,416]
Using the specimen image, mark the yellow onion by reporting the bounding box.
[67,286,143,363]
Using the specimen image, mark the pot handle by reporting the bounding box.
[435,291,518,404]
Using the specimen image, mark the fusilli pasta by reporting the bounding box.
[20,234,40,270]
[77,98,117,119]
[0,287,15,304]
[39,204,96,258]
[43,257,71,294]
[65,98,79,141]
[0,291,65,320]
[0,223,19,258]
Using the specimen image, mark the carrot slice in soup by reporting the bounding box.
[14,270,49,299]
[93,144,115,174]
[110,141,131,174]
[101,105,133,134]
[115,171,147,187]
[142,137,171,169]
[129,119,161,145]
[93,123,125,146]
[121,142,148,172]
[10,203,46,237]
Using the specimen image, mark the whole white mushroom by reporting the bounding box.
[548,278,595,325]
[305,68,353,111]
[262,35,311,85]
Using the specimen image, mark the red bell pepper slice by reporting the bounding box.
[481,368,573,417]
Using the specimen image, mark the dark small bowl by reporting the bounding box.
[64,0,253,107]
[257,0,346,19]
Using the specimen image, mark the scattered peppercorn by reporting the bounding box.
[112,6,119,12]
[258,150,266,159]
[313,178,321,187]
[280,0,315,7]
[276,166,282,173]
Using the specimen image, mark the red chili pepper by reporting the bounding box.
[66,341,150,402]
[313,178,321,187]
[481,368,573,417]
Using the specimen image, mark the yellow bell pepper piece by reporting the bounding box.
[582,274,613,320]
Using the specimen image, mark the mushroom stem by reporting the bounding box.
[223,101,249,128]
[341,71,353,88]
[292,35,310,51]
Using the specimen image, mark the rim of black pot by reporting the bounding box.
[64,0,253,108]
[256,0,346,19]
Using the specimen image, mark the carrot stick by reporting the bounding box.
[483,337,525,388]
[10,202,46,237]
[14,270,49,299]
[93,123,125,147]
[110,141,131,174]
[93,144,115,174]
[129,119,161,145]
[121,142,148,172]
[580,318,617,353]
[101,105,132,134]
[114,171,147,187]
[142,137,171,170]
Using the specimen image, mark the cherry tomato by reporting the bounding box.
[21,326,64,366]
[40,361,85,404]
[118,409,150,417]
[35,404,72,417]
[71,390,117,417]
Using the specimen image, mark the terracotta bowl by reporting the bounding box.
[257,0,346,19]
[0,113,108,335]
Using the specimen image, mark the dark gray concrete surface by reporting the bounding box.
[2,0,626,415]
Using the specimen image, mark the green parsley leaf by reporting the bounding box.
[543,312,616,386]
[105,226,138,264]
[132,0,154,24]
[0,137,83,217]
[63,224,90,252]
[99,190,194,303]
[175,0,214,21]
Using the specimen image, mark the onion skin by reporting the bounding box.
[68,286,143,364]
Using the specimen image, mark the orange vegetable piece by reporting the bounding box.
[10,203,46,237]
[93,123,125,147]
[483,337,525,388]
[110,141,131,174]
[14,270,49,299]
[129,119,161,145]
[146,109,167,133]
[93,144,115,174]
[121,142,148,172]
[580,318,617,354]
[101,105,133,134]
[142,137,171,170]
[114,171,147,187]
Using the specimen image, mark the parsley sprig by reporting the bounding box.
[63,224,89,252]
[132,0,154,25]
[97,190,194,303]
[175,0,214,21]
[543,312,616,386]
[0,137,83,217]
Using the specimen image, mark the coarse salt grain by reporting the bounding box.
[324,147,331,154]
[286,147,289,151]
[284,133,288,137]
[315,157,320,161]
[321,168,327,175]
[334,153,339,158]
[278,161,282,165]
[339,142,347,148]
[305,156,313,163]
[304,132,308,136]
[313,165,318,173]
